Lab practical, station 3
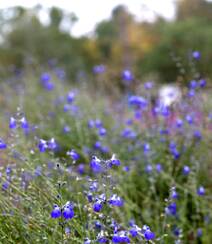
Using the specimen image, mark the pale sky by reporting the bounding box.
[0,0,176,36]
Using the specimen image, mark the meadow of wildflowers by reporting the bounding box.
[0,54,212,244]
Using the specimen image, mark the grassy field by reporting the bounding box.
[0,67,211,244]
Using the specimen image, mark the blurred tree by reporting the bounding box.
[0,3,212,85]
[50,7,63,29]
[176,0,212,21]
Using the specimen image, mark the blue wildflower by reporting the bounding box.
[38,139,48,152]
[95,119,102,128]
[63,125,71,133]
[63,206,74,219]
[165,202,177,216]
[183,165,190,176]
[112,231,130,243]
[90,156,103,173]
[51,205,61,218]
[67,91,75,103]
[93,64,105,74]
[144,81,154,90]
[189,80,198,89]
[40,72,51,82]
[144,230,155,241]
[110,154,121,166]
[0,139,7,149]
[199,79,206,88]
[192,51,201,60]
[48,138,57,151]
[176,118,183,128]
[9,117,16,129]
[98,127,107,136]
[109,194,124,207]
[122,69,133,82]
[197,228,202,237]
[128,96,147,109]
[93,201,103,212]
[156,164,163,173]
[145,164,153,173]
[197,186,205,196]
[67,149,80,161]
[20,117,28,129]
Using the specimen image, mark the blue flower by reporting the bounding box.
[109,194,124,207]
[165,202,177,216]
[144,81,154,90]
[173,226,181,237]
[183,165,190,175]
[88,119,95,128]
[87,192,93,202]
[38,139,48,152]
[188,89,195,97]
[192,51,201,60]
[97,236,108,243]
[34,166,42,176]
[145,164,153,173]
[67,149,80,161]
[199,79,206,88]
[128,96,147,109]
[67,91,75,103]
[121,128,137,139]
[156,164,163,173]
[6,166,12,175]
[95,119,103,128]
[93,201,103,212]
[2,181,9,190]
[144,230,155,241]
[77,164,85,174]
[110,154,121,167]
[90,157,103,173]
[84,238,91,244]
[65,227,70,235]
[112,231,130,243]
[40,72,51,82]
[197,228,202,237]
[51,205,61,218]
[48,138,57,151]
[197,186,205,196]
[63,125,71,133]
[194,130,202,140]
[95,221,102,230]
[40,73,54,90]
[93,64,105,74]
[129,225,141,238]
[176,118,183,128]
[0,139,7,149]
[143,143,150,153]
[122,69,133,82]
[98,128,107,136]
[130,228,138,237]
[20,117,29,129]
[63,206,74,219]
[171,190,179,199]
[89,181,98,192]
[189,80,198,89]
[9,117,16,129]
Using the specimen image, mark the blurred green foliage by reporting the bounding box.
[0,0,212,83]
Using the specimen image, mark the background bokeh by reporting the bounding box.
[0,0,212,86]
